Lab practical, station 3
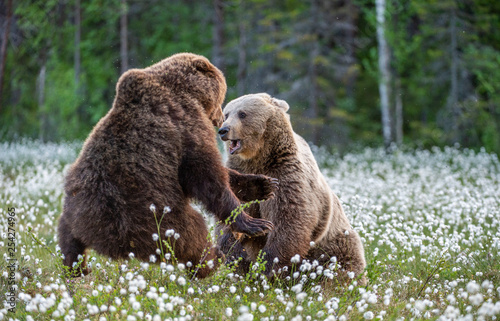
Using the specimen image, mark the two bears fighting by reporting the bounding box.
[58,53,366,283]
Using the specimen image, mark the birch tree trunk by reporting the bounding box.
[120,0,128,74]
[376,0,393,149]
[0,0,13,111]
[395,77,403,145]
[37,64,47,141]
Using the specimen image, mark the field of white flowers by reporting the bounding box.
[1,140,499,321]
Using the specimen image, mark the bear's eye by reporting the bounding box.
[238,112,247,119]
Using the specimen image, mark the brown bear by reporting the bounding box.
[217,93,366,284]
[58,54,275,278]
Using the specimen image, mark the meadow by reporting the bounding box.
[1,140,499,320]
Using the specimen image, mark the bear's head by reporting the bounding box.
[218,93,290,159]
[116,53,227,127]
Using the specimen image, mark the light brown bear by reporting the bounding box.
[217,93,366,283]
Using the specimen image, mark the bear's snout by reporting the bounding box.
[218,127,230,141]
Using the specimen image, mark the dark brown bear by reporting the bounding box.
[58,53,274,278]
[217,93,366,284]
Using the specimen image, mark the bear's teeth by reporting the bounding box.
[229,140,241,154]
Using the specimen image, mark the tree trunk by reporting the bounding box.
[237,19,247,96]
[307,0,322,145]
[395,77,403,145]
[376,0,393,149]
[448,10,459,142]
[120,0,128,74]
[345,0,357,99]
[37,64,47,141]
[308,41,321,145]
[0,0,13,112]
[212,0,225,73]
[74,0,81,91]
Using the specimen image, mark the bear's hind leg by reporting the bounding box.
[216,224,251,275]
[169,204,224,279]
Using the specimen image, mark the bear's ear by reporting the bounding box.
[193,58,212,73]
[116,69,150,103]
[270,97,290,112]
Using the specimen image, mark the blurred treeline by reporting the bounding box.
[0,0,499,153]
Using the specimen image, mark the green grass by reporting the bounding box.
[0,141,499,320]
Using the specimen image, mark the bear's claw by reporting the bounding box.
[231,213,274,237]
[258,175,279,201]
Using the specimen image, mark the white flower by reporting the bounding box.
[466,281,480,294]
[163,206,171,214]
[174,233,180,240]
[149,255,156,263]
[469,293,483,306]
[344,230,350,236]
[415,300,426,312]
[363,311,374,320]
[226,307,233,317]
[296,292,307,301]
[230,286,236,293]
[291,283,302,293]
[347,271,355,279]
[177,276,186,286]
[165,229,175,237]
[291,254,301,263]
[152,233,159,241]
[150,204,156,212]
[367,294,377,304]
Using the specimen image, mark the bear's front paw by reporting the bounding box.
[255,175,279,201]
[231,213,274,237]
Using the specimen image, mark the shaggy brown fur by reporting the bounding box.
[216,93,366,284]
[58,54,274,278]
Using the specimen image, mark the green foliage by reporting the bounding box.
[1,0,500,153]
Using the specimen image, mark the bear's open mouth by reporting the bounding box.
[229,140,241,155]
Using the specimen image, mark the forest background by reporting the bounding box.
[1,0,499,154]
